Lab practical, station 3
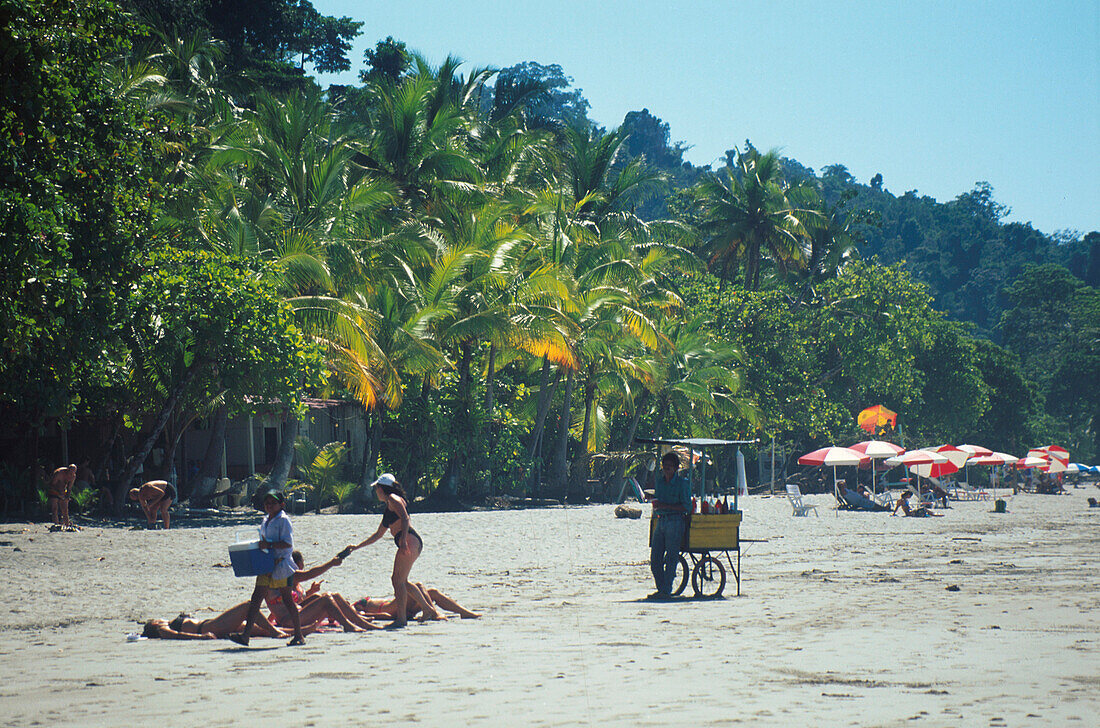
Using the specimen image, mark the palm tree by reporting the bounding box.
[694,147,812,290]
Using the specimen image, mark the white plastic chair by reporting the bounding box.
[786,483,819,516]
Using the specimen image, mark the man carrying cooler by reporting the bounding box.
[648,451,692,599]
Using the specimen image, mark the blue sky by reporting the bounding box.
[310,1,1099,235]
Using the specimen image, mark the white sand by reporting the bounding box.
[1,489,1098,727]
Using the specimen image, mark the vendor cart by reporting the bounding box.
[638,437,755,597]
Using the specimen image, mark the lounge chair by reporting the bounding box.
[835,485,890,512]
[786,483,819,516]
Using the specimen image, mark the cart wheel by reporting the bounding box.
[691,555,726,597]
[671,555,689,596]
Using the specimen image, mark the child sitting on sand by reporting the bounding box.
[229,489,305,647]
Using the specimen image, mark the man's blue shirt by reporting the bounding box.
[653,472,692,514]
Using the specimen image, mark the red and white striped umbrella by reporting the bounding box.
[884,449,946,467]
[850,441,904,494]
[850,440,905,459]
[798,446,866,467]
[957,444,993,457]
[1015,456,1048,469]
[967,452,1018,465]
[930,444,972,468]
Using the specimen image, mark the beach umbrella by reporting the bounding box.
[798,446,865,510]
[1042,458,1068,473]
[930,444,972,468]
[909,458,960,480]
[1028,445,1070,463]
[957,444,993,457]
[884,449,947,467]
[857,405,897,434]
[968,452,1019,465]
[967,452,1019,496]
[1015,456,1047,469]
[850,440,904,495]
[884,449,948,499]
[932,444,973,486]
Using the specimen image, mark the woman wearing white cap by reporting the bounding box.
[346,473,421,628]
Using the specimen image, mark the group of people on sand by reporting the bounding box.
[42,459,174,531]
[143,473,479,645]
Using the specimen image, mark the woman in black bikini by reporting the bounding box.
[346,473,421,628]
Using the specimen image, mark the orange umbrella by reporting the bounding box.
[857,405,897,434]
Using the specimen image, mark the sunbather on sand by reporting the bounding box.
[354,582,480,622]
[263,551,379,633]
[893,490,939,517]
[141,601,307,640]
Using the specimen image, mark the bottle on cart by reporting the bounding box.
[721,495,729,513]
[691,497,697,514]
[701,497,710,514]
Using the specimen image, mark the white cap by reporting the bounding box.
[372,473,396,487]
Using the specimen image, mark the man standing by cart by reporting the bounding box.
[648,452,692,599]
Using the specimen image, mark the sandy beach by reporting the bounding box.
[1,488,1097,727]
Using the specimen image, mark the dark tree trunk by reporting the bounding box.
[570,369,597,502]
[527,360,560,459]
[444,342,475,497]
[481,344,498,497]
[113,360,202,514]
[358,405,380,490]
[611,389,651,498]
[552,368,575,496]
[190,403,228,505]
[265,410,299,491]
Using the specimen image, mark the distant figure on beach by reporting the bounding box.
[229,489,305,647]
[648,452,692,599]
[1088,497,1098,508]
[263,550,378,633]
[354,582,481,622]
[129,480,175,529]
[894,490,936,517]
[142,602,303,640]
[345,474,422,628]
[46,464,77,529]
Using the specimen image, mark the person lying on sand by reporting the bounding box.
[893,490,940,517]
[141,601,312,640]
[263,551,379,633]
[353,582,481,622]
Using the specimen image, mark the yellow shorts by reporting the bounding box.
[256,574,288,589]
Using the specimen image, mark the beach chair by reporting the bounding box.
[786,483,819,516]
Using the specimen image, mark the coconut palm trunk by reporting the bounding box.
[552,368,575,497]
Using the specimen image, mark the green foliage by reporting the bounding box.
[4,10,1093,510]
[359,36,409,85]
[290,435,354,512]
[126,247,325,408]
[0,0,162,423]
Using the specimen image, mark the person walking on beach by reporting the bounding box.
[345,473,421,628]
[46,464,77,529]
[128,480,176,529]
[648,452,692,599]
[229,489,305,646]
